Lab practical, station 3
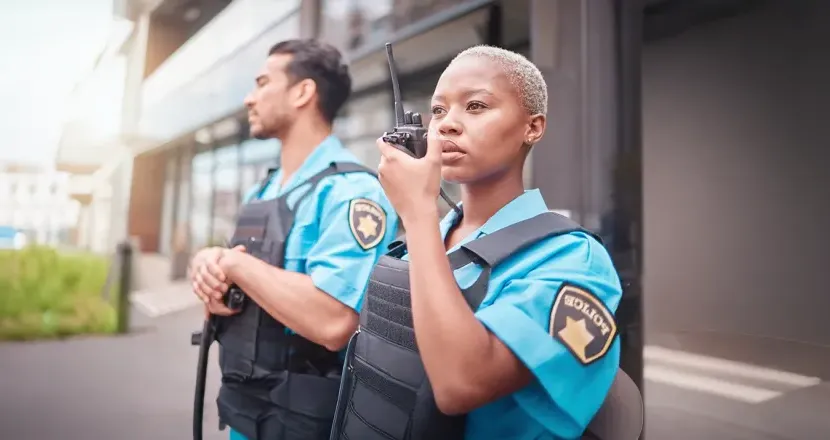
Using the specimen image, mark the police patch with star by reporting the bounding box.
[348,198,387,250]
[549,283,618,365]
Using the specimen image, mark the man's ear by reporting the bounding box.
[291,78,317,109]
[525,114,546,145]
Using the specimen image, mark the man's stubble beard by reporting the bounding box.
[255,114,292,141]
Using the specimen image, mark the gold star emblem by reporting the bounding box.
[349,198,387,250]
[356,215,378,239]
[550,284,617,365]
[558,316,595,359]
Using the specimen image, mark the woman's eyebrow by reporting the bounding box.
[464,88,496,98]
[432,89,496,102]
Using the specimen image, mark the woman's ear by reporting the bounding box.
[525,114,546,145]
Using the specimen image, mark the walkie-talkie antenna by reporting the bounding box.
[382,42,462,216]
[385,43,405,127]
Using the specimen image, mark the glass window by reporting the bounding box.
[335,91,392,170]
[320,0,465,54]
[190,149,213,252]
[212,144,240,245]
[240,138,281,165]
[240,164,258,202]
[239,138,280,201]
[158,153,178,256]
[173,145,192,255]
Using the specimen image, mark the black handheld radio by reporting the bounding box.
[224,285,246,311]
[381,43,460,214]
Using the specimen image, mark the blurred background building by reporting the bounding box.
[0,162,79,247]
[56,0,830,353]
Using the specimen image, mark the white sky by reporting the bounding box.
[0,0,112,168]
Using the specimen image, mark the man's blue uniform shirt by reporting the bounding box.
[228,136,398,440]
[240,135,398,312]
[405,189,622,440]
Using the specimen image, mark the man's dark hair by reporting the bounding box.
[269,39,352,124]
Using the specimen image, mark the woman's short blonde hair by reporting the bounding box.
[450,45,548,115]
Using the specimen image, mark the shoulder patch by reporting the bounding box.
[550,283,617,365]
[348,198,387,250]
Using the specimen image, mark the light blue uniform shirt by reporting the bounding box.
[229,135,399,440]
[405,189,622,440]
[239,135,399,312]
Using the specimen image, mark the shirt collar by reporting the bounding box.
[273,135,343,196]
[439,189,550,253]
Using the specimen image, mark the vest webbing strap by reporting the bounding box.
[255,161,377,202]
[460,211,602,268]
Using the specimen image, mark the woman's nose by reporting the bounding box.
[437,113,462,135]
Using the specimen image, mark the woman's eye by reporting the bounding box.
[431,106,445,115]
[467,102,486,111]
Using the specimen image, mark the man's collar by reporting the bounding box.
[276,135,342,195]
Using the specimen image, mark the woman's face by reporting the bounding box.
[428,55,545,184]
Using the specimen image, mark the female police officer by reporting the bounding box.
[328,45,622,440]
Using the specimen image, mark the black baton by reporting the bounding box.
[192,314,217,440]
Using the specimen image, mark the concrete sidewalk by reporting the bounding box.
[0,306,227,440]
[130,280,202,318]
[5,282,827,439]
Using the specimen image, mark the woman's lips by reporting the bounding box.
[440,140,466,162]
[440,140,464,153]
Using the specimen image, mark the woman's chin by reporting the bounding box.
[440,168,474,185]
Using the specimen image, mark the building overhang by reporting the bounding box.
[69,194,94,205]
[56,124,129,172]
[114,0,168,21]
[55,163,100,175]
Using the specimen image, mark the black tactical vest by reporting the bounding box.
[329,211,602,440]
[214,161,376,440]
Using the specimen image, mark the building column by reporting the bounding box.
[113,11,151,253]
[300,0,321,38]
[529,0,645,410]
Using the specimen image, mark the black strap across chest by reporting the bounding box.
[387,211,602,311]
[256,160,376,207]
[258,161,376,236]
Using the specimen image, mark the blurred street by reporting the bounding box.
[0,302,224,440]
[1,288,829,439]
[644,339,830,439]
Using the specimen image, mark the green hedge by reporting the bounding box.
[0,246,118,341]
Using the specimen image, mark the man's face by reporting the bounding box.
[244,54,295,139]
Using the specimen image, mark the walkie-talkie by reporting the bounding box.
[224,285,246,311]
[381,43,460,214]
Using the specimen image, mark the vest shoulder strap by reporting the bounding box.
[269,162,377,205]
[329,161,378,177]
[279,161,377,201]
[305,161,377,183]
[252,166,279,200]
[461,211,602,269]
[388,212,602,267]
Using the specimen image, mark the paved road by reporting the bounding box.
[644,344,830,439]
[3,289,830,439]
[0,307,225,440]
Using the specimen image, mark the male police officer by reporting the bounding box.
[188,39,398,440]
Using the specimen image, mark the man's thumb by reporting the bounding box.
[232,245,247,253]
